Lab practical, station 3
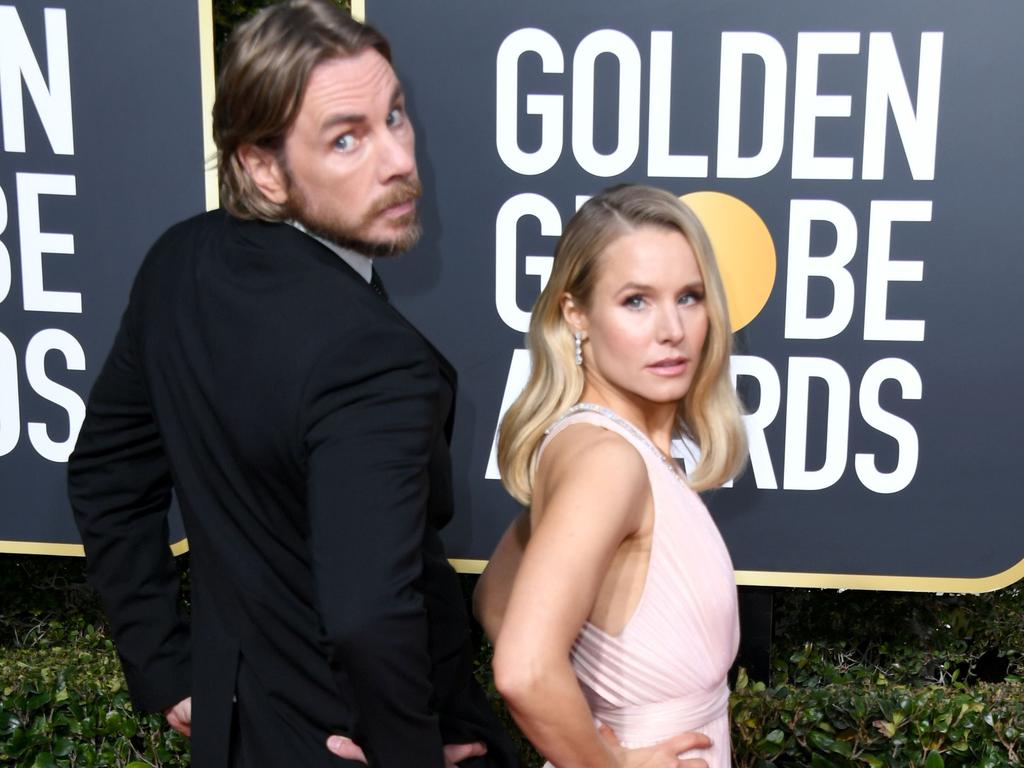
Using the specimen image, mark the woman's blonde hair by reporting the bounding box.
[497,184,747,505]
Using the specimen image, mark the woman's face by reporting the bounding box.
[571,225,709,411]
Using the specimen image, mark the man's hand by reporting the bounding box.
[163,697,192,738]
[326,734,487,766]
[599,723,711,768]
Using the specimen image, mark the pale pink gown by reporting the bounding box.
[539,404,739,768]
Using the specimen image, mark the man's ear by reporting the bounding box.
[236,144,289,205]
[561,293,588,335]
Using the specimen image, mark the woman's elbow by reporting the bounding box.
[492,641,544,707]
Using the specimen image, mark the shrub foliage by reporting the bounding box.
[2,556,1022,767]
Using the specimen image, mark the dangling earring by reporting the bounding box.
[574,331,584,366]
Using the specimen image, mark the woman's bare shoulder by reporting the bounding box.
[535,423,650,525]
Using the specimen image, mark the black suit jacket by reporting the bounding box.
[68,211,517,767]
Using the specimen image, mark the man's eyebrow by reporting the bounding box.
[320,113,365,133]
[318,85,406,133]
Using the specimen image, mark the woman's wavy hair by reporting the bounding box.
[213,0,390,220]
[498,184,747,506]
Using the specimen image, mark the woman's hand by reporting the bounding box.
[599,723,711,768]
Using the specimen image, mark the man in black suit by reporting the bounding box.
[68,2,517,766]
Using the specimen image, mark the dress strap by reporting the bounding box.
[544,403,688,485]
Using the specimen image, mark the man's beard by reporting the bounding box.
[285,177,423,258]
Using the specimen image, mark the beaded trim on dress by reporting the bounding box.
[548,402,689,485]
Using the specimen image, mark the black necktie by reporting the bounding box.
[369,269,389,301]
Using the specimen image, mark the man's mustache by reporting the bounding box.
[367,178,423,219]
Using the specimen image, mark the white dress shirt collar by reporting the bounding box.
[287,220,374,283]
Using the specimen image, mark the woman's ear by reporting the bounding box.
[236,144,289,205]
[561,293,588,335]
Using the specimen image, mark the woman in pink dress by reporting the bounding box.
[474,185,748,768]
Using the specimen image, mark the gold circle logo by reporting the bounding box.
[681,191,776,332]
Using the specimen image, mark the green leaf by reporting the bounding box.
[810,754,841,768]
[874,719,897,739]
[25,691,53,711]
[735,667,749,691]
[765,728,785,745]
[31,752,58,768]
[51,736,74,757]
[807,730,853,757]
[0,711,21,736]
[925,751,945,768]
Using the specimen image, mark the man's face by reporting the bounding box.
[279,49,421,257]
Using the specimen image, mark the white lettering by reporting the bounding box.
[0,332,19,455]
[495,193,560,333]
[855,358,921,493]
[486,348,532,479]
[25,328,85,462]
[0,7,73,154]
[572,30,641,177]
[783,357,851,491]
[864,200,929,341]
[784,199,857,340]
[717,32,787,179]
[17,172,79,313]
[0,184,9,303]
[495,28,565,175]
[862,32,943,181]
[792,32,860,180]
[647,31,708,178]
[731,354,781,489]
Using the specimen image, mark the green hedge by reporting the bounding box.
[2,556,1022,767]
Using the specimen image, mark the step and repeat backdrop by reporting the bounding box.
[0,0,214,555]
[2,0,1021,591]
[359,0,1024,589]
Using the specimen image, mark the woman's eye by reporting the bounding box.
[679,290,704,306]
[386,107,405,127]
[624,295,645,309]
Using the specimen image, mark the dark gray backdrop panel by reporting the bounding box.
[366,0,1024,584]
[0,0,206,548]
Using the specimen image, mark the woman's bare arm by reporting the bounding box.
[490,426,648,768]
[473,509,531,642]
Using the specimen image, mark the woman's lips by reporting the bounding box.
[647,356,689,376]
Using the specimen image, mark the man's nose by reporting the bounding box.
[378,130,416,180]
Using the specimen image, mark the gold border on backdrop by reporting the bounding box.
[1,539,190,558]
[351,0,366,23]
[451,558,1024,592]
[198,0,219,210]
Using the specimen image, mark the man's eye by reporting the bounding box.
[386,107,405,127]
[335,134,356,152]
